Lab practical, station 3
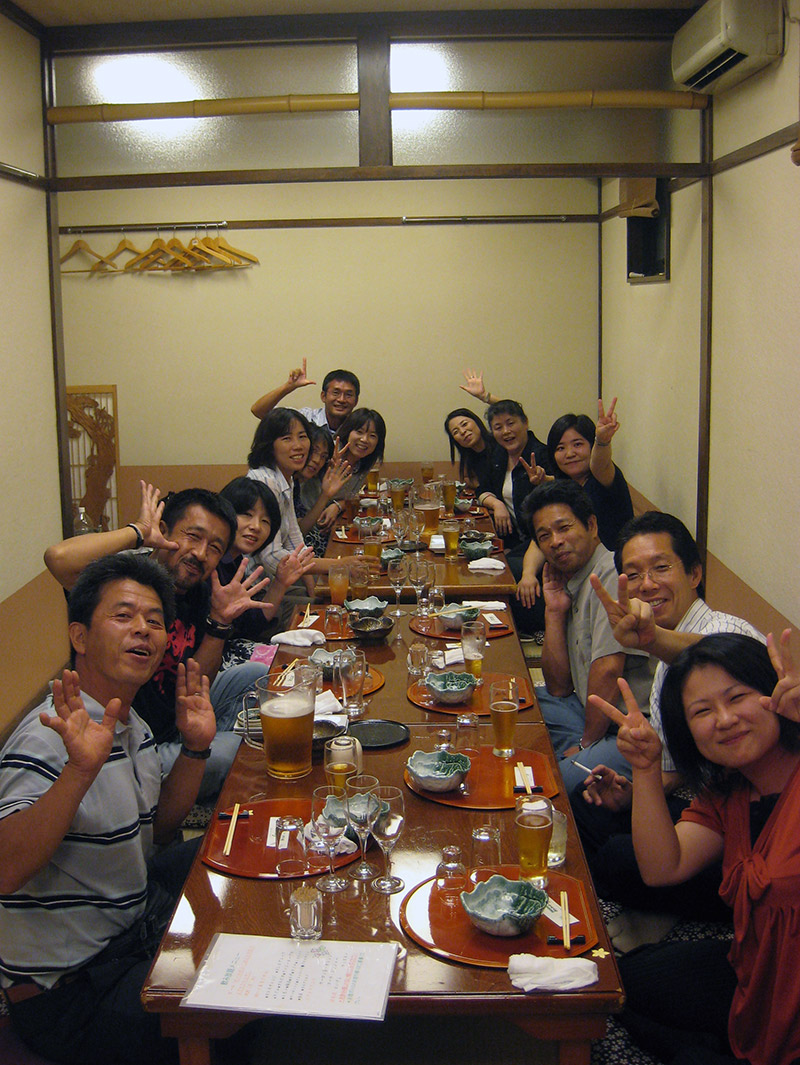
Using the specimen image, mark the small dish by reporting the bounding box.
[438,605,481,630]
[459,529,491,544]
[406,749,471,792]
[460,540,494,561]
[343,596,388,618]
[309,647,340,680]
[387,478,414,488]
[313,716,346,755]
[424,670,478,705]
[381,546,405,566]
[460,875,548,937]
[349,614,394,643]
[353,515,383,533]
[453,497,472,514]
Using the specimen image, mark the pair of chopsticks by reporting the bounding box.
[274,657,299,686]
[222,802,241,856]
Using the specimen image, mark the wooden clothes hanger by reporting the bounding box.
[60,239,118,273]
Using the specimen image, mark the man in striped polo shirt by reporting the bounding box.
[0,553,215,1064]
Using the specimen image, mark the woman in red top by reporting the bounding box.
[589,632,800,1065]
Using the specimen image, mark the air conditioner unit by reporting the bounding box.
[671,0,784,94]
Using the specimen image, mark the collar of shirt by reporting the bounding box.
[566,542,612,599]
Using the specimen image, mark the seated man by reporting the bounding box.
[572,511,762,934]
[521,480,654,792]
[44,486,270,801]
[250,359,360,436]
[0,553,215,1064]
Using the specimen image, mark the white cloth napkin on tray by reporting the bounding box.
[269,629,325,647]
[508,954,598,992]
[467,558,505,573]
[460,600,507,612]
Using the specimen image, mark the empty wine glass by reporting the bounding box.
[387,557,408,617]
[408,557,434,617]
[371,786,405,894]
[310,785,349,893]
[345,774,381,880]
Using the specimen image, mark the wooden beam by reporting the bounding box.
[358,27,392,168]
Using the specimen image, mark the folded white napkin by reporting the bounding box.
[467,558,505,572]
[461,600,507,612]
[428,534,445,552]
[270,629,326,647]
[508,954,598,992]
[314,690,344,718]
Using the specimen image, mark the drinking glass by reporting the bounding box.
[391,508,409,545]
[371,786,405,894]
[441,519,459,561]
[275,816,307,878]
[406,510,422,547]
[489,677,519,758]
[311,785,349,893]
[421,460,435,483]
[461,620,487,685]
[324,605,344,638]
[435,845,468,907]
[387,557,408,617]
[348,560,370,602]
[441,480,457,515]
[365,463,381,494]
[256,678,315,780]
[408,557,435,617]
[329,562,349,606]
[515,795,554,889]
[324,736,360,789]
[337,648,368,721]
[363,535,382,560]
[455,712,481,795]
[548,809,568,868]
[345,774,381,880]
[469,825,501,883]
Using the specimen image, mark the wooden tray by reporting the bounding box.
[269,666,385,698]
[407,672,536,717]
[290,610,386,642]
[399,867,597,966]
[409,611,513,641]
[200,798,359,879]
[404,745,558,807]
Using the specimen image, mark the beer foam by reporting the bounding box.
[260,693,311,718]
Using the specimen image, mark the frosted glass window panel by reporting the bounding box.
[391,40,700,166]
[53,44,358,176]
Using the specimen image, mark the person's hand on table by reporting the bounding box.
[487,499,513,537]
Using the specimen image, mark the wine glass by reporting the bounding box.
[391,508,409,546]
[345,774,381,880]
[310,785,349,893]
[371,786,405,894]
[387,557,408,617]
[408,557,434,617]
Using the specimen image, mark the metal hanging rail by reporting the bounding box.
[60,221,228,235]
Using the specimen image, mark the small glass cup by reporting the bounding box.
[489,677,519,759]
[290,884,322,940]
[408,641,428,680]
[455,712,481,795]
[461,620,487,686]
[548,809,568,868]
[324,736,360,788]
[435,845,468,907]
[469,824,501,883]
[515,795,554,889]
[348,560,370,601]
[324,604,344,638]
[275,816,307,878]
[433,727,454,751]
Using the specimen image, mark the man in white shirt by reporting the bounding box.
[250,359,360,434]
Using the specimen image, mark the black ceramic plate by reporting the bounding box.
[347,719,410,749]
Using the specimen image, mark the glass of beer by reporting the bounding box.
[348,560,370,601]
[441,519,459,561]
[365,463,381,493]
[515,795,554,888]
[324,736,360,789]
[363,535,382,560]
[329,562,349,605]
[489,677,519,758]
[441,480,457,515]
[256,678,315,780]
[421,460,435,483]
[461,620,486,685]
[389,483,407,512]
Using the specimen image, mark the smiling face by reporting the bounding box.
[620,532,702,631]
[447,414,485,452]
[532,503,598,576]
[69,578,168,709]
[322,378,358,426]
[489,412,528,456]
[683,663,781,774]
[158,504,230,592]
[554,427,592,483]
[234,498,272,556]
[347,419,379,463]
[301,439,331,481]
[272,417,311,480]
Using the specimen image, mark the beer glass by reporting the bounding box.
[461,620,486,685]
[420,460,435,483]
[365,463,381,493]
[256,677,315,780]
[324,736,360,788]
[489,677,519,758]
[348,560,370,601]
[515,795,554,888]
[441,480,457,515]
[440,519,459,561]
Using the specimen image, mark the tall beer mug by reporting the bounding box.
[256,676,315,780]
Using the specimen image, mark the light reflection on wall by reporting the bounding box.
[91,55,202,140]
[390,44,453,135]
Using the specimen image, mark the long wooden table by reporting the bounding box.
[142,616,623,1064]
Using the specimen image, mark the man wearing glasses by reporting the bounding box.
[251,360,360,435]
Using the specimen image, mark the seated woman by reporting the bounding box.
[590,632,800,1065]
[294,425,352,557]
[546,398,633,551]
[443,408,496,488]
[218,476,314,640]
[476,400,550,635]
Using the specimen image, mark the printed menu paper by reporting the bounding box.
[182,934,397,1021]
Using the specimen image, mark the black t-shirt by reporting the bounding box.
[582,465,634,551]
[134,580,210,745]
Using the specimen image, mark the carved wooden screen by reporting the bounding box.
[66,386,120,532]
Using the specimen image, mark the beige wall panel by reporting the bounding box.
[708,152,800,627]
[600,182,702,529]
[713,18,799,159]
[0,180,63,601]
[61,216,597,465]
[0,15,44,173]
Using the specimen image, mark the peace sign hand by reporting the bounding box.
[518,453,547,486]
[596,397,620,446]
[762,629,800,722]
[587,677,662,771]
[590,572,657,650]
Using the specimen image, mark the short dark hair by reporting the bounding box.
[322,370,360,398]
[661,633,800,794]
[335,408,386,472]
[219,476,281,550]
[307,425,334,464]
[161,488,237,553]
[487,399,528,426]
[547,413,597,477]
[614,511,705,598]
[521,479,596,539]
[248,408,313,472]
[69,553,176,632]
[443,408,494,482]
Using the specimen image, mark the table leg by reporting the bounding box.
[177,1035,212,1065]
[557,1039,591,1065]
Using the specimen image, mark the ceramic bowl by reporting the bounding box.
[349,614,394,643]
[424,670,478,705]
[381,546,405,566]
[406,749,471,792]
[343,596,388,618]
[387,477,414,488]
[460,875,548,937]
[438,604,481,630]
[453,497,472,514]
[460,539,494,561]
[309,647,340,681]
[312,717,346,756]
[353,515,383,533]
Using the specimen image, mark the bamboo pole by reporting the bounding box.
[46,88,708,125]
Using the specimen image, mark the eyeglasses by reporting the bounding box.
[326,388,356,400]
[623,563,674,588]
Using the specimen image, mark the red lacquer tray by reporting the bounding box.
[399,867,597,966]
[403,745,558,807]
[409,611,512,640]
[200,798,359,879]
[268,665,385,698]
[407,672,536,717]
